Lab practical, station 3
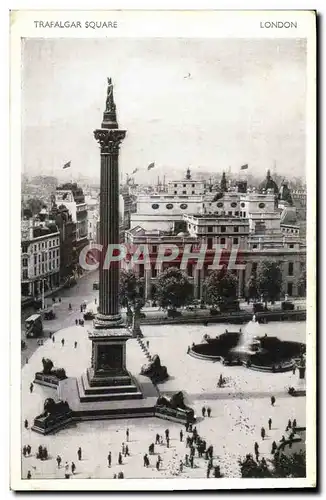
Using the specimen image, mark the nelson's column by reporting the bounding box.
[78,78,142,402]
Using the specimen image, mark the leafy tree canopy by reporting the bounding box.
[203,267,238,306]
[256,261,283,302]
[156,267,193,310]
[119,270,145,313]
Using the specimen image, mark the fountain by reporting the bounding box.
[190,315,305,372]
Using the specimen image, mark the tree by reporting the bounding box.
[239,450,306,478]
[297,266,306,297]
[256,261,283,303]
[25,197,46,216]
[203,267,238,307]
[119,270,145,335]
[246,274,259,302]
[156,267,193,311]
[272,450,306,478]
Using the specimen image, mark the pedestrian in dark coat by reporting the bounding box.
[77,447,82,460]
[293,419,297,429]
[155,433,160,445]
[71,462,76,474]
[61,338,65,346]
[165,429,169,440]
[27,471,31,479]
[118,452,122,465]
[271,395,276,406]
[167,436,170,448]
[74,341,77,348]
[26,445,31,456]
[125,445,129,457]
[190,455,194,468]
[271,441,277,454]
[23,446,27,457]
[202,406,206,417]
[108,452,112,467]
[56,455,62,468]
[207,407,211,417]
[24,419,28,429]
[261,427,266,440]
[52,335,55,342]
[268,417,272,430]
[180,429,183,442]
[29,383,34,393]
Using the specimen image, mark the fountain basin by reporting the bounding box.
[190,330,305,373]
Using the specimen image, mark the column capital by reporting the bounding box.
[94,129,126,155]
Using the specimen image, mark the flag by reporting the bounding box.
[63,161,71,169]
[131,168,138,175]
[240,164,248,170]
[147,162,155,170]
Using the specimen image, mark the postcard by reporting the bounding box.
[10,8,316,491]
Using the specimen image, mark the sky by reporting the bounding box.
[22,38,307,182]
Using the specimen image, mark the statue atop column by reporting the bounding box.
[105,77,116,114]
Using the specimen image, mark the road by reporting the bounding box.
[21,270,99,366]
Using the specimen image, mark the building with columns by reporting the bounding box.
[124,170,306,300]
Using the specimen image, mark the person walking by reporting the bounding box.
[207,407,211,417]
[271,441,277,454]
[190,455,194,468]
[179,460,183,473]
[126,428,129,442]
[64,462,69,478]
[118,452,123,465]
[143,453,149,467]
[180,429,183,442]
[254,442,259,454]
[125,445,129,457]
[26,445,31,456]
[29,383,34,394]
[202,406,206,418]
[75,319,78,326]
[261,427,266,440]
[24,419,28,429]
[69,303,72,310]
[108,452,112,467]
[27,471,32,480]
[122,443,125,455]
[22,446,27,457]
[74,341,77,348]
[71,462,76,475]
[271,395,276,406]
[52,335,55,343]
[77,447,82,461]
[293,419,297,429]
[61,338,65,347]
[165,429,169,441]
[185,454,189,466]
[268,418,272,431]
[56,455,62,468]
[155,433,160,445]
[94,298,97,305]
[292,364,296,375]
[166,436,170,448]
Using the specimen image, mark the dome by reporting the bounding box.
[259,170,279,194]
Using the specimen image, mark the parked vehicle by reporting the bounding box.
[43,308,56,320]
[218,300,240,313]
[167,309,182,318]
[93,281,99,290]
[252,302,265,313]
[281,301,295,311]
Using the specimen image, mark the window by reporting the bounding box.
[243,211,246,217]
[166,203,174,209]
[174,184,177,187]
[231,202,237,208]
[253,244,258,249]
[180,203,188,210]
[21,243,28,253]
[221,226,226,233]
[139,264,144,278]
[183,184,186,187]
[288,262,294,276]
[192,191,195,194]
[174,191,177,194]
[258,202,266,209]
[289,244,294,249]
[56,259,59,268]
[22,257,28,267]
[235,211,239,216]
[208,226,213,233]
[233,237,239,244]
[34,255,37,265]
[152,245,157,253]
[42,264,45,274]
[42,253,45,262]
[182,191,187,194]
[22,270,28,279]
[228,211,232,216]
[241,202,245,208]
[49,262,51,271]
[220,237,226,245]
[49,241,52,248]
[207,238,213,250]
[42,242,44,249]
[34,267,37,276]
[234,226,239,233]
[217,202,224,208]
[192,184,195,188]
[152,203,159,209]
[57,249,59,257]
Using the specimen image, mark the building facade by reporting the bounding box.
[21,218,60,297]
